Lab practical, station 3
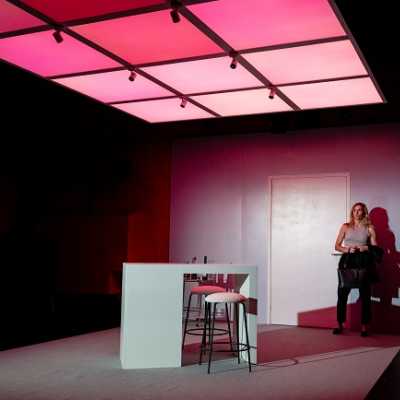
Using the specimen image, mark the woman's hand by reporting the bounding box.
[357,245,369,252]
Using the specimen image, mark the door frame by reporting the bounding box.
[266,173,350,324]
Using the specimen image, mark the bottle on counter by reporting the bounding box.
[191,256,197,280]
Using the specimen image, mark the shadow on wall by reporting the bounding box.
[368,207,400,334]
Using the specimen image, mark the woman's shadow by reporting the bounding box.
[368,207,400,333]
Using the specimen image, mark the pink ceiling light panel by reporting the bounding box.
[54,70,173,103]
[280,78,383,109]
[21,0,165,22]
[188,0,345,50]
[243,40,367,85]
[114,98,214,123]
[0,31,119,76]
[72,10,222,65]
[0,1,44,33]
[192,89,293,117]
[0,0,385,123]
[142,56,262,94]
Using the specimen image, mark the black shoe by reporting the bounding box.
[361,330,369,337]
[332,327,343,335]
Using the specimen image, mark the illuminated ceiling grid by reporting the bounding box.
[0,0,384,123]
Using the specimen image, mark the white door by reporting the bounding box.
[269,174,349,327]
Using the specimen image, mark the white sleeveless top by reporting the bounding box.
[343,225,369,247]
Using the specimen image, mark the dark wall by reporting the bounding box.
[127,141,172,265]
[0,61,172,348]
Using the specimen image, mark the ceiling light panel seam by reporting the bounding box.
[109,95,179,105]
[276,74,370,88]
[238,36,349,55]
[111,94,221,119]
[0,24,49,39]
[45,52,228,79]
[107,85,268,105]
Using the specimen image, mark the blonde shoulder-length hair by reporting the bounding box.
[348,202,372,228]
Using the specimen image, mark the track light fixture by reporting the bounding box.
[128,69,137,82]
[180,97,187,108]
[268,86,277,100]
[170,0,182,23]
[53,29,63,44]
[229,51,238,69]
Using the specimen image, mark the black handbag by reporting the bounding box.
[337,252,369,289]
[338,267,368,288]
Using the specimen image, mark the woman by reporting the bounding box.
[333,202,377,337]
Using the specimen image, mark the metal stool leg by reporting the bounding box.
[242,302,252,372]
[207,303,217,374]
[182,293,193,349]
[235,302,240,364]
[225,303,233,352]
[207,298,212,349]
[199,302,209,364]
[196,291,203,324]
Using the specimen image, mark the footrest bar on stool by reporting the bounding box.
[185,327,231,336]
[199,341,251,353]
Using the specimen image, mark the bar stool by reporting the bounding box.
[200,292,252,374]
[182,285,232,350]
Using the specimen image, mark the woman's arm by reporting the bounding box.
[369,225,378,246]
[335,224,350,253]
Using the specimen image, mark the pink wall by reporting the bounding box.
[170,123,400,329]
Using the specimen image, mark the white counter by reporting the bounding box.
[120,263,257,369]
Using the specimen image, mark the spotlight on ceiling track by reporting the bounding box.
[268,86,277,100]
[180,97,187,108]
[128,69,137,82]
[229,51,238,69]
[52,29,63,44]
[170,0,182,23]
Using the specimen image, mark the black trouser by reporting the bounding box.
[337,285,372,325]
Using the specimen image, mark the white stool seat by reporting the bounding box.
[191,285,225,295]
[205,292,247,303]
[201,291,252,373]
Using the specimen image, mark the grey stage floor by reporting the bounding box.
[1,325,399,400]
